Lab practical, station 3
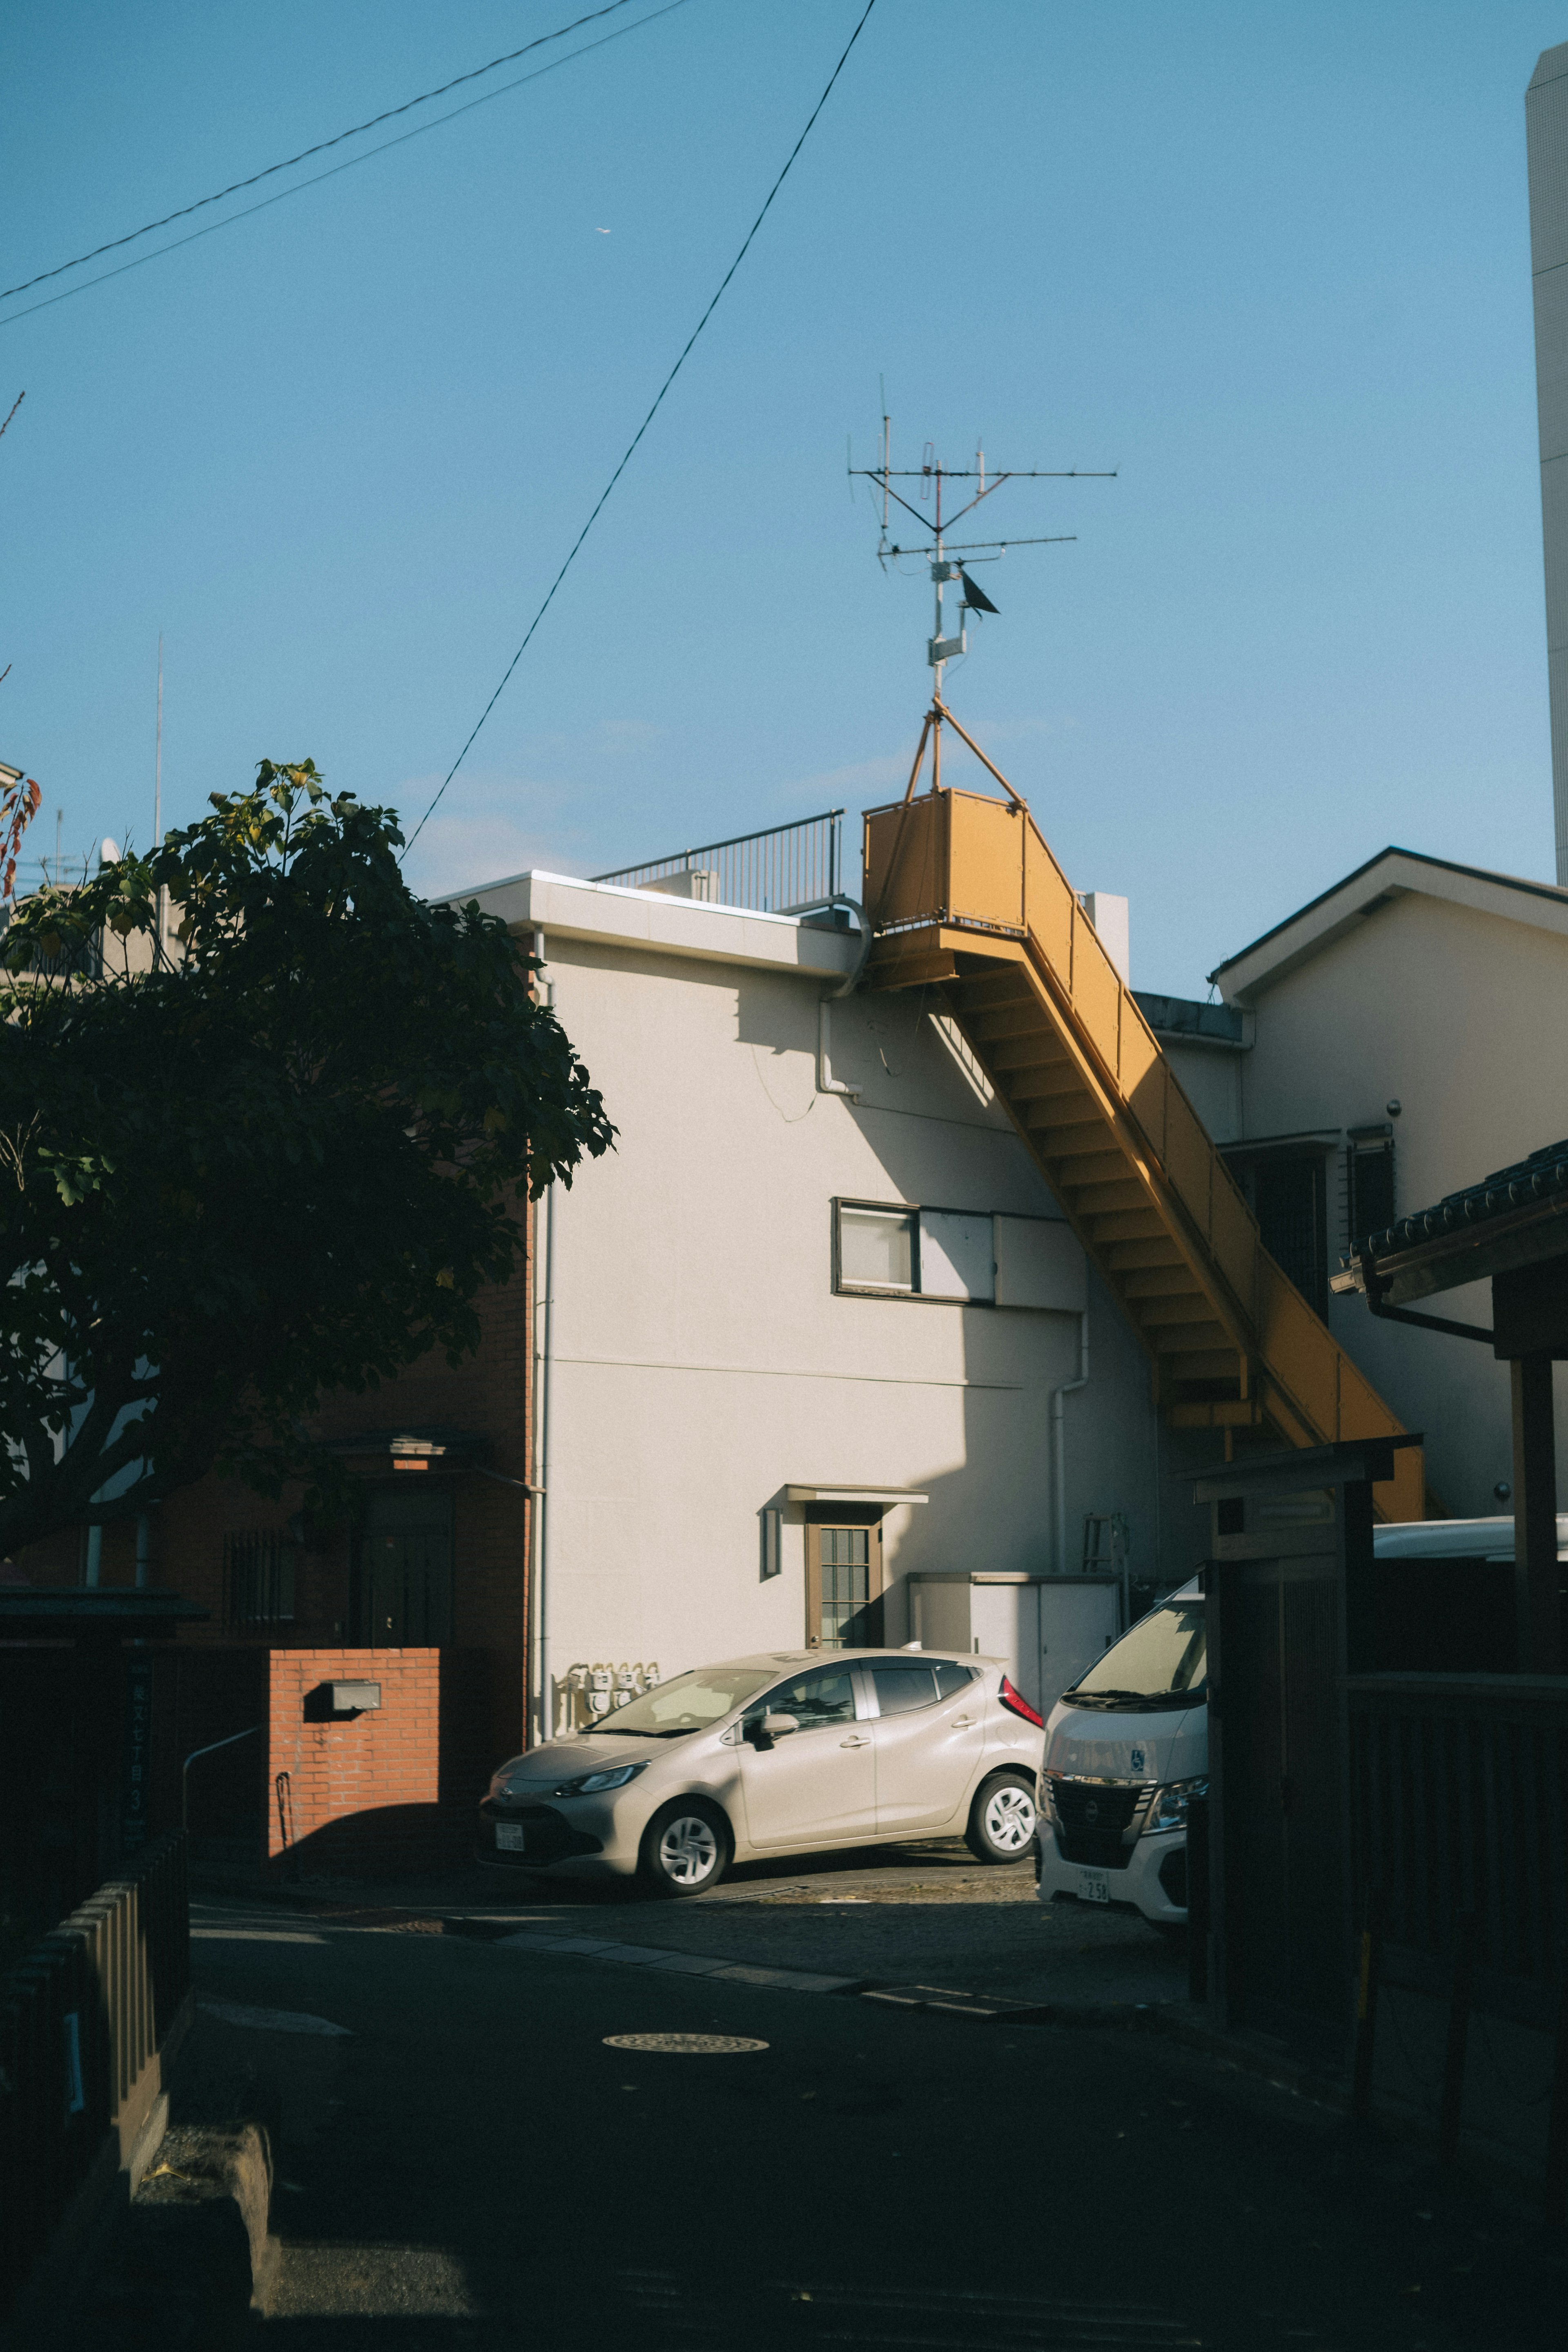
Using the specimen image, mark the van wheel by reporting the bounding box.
[965,1773,1038,1864]
[638,1800,732,1897]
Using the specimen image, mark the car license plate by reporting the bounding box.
[495,1823,526,1852]
[1077,1868,1109,1904]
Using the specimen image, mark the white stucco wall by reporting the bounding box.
[1158,1039,1245,1143]
[1228,887,1568,1515]
[531,920,1188,1706]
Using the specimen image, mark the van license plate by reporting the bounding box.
[1078,1868,1109,1904]
[495,1823,526,1852]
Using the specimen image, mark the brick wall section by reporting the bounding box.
[267,1647,448,1875]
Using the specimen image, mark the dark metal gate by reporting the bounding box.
[1198,1435,1419,2062]
[352,1482,455,1645]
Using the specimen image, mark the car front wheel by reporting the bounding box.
[638,1799,732,1898]
[965,1772,1038,1864]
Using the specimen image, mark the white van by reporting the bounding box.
[1035,1516,1539,1927]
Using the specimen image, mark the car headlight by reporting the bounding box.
[552,1762,648,1797]
[1140,1775,1207,1835]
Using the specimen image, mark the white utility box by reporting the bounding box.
[906,1573,1123,1716]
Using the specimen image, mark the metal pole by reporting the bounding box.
[528,929,557,1747]
[154,634,164,957]
[182,1724,259,1832]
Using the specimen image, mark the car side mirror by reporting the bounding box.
[748,1712,800,1751]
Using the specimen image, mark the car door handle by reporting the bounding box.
[840,1735,871,1748]
[951,1715,976,1727]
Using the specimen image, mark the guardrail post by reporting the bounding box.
[1351,1884,1386,2121]
[1546,1970,1568,2227]
[1437,1911,1479,2168]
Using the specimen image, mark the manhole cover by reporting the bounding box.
[604,2033,768,2054]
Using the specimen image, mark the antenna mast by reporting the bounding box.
[154,634,164,954]
[849,415,1115,799]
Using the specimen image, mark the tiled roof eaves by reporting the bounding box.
[1209,848,1568,984]
[1359,1137,1568,1260]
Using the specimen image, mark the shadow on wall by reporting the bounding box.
[738,975,1217,1635]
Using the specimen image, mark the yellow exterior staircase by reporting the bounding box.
[862,779,1427,1523]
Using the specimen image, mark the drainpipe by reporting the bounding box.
[1051,1312,1090,1577]
[529,927,557,1746]
[815,898,871,1103]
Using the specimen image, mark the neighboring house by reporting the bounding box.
[1148,848,1568,1518]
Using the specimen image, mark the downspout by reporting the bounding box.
[528,927,557,1746]
[1051,1311,1090,1578]
[816,898,871,1102]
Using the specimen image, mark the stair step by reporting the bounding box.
[1104,1237,1188,1273]
[1091,1212,1171,1247]
[1152,1320,1232,1355]
[955,972,1030,1014]
[1120,1266,1204,1301]
[1057,1150,1135,1189]
[1074,1180,1152,1219]
[989,1034,1069,1073]
[1031,1118,1110,1157]
[1011,1068,1089,1107]
[969,1004,1056,1046]
[1134,1292,1218,1328]
[1171,1348,1244,1382]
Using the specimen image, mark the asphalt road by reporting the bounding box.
[171,1891,1564,2351]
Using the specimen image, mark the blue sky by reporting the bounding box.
[1,2,1560,993]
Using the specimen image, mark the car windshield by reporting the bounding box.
[1065,1601,1207,1710]
[590,1666,775,1737]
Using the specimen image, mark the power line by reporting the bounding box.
[403,0,880,858]
[0,2,692,333]
[0,2,639,305]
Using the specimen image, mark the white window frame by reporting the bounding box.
[833,1198,1080,1310]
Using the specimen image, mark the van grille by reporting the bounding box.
[1051,1779,1147,1870]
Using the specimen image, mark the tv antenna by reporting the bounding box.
[848,400,1114,796]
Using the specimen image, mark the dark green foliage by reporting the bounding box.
[0,762,613,1548]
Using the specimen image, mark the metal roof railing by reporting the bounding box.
[592,809,846,914]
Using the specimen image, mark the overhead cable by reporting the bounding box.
[403,0,880,858]
[0,1,639,305]
[0,2,690,331]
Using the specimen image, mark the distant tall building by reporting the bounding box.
[1528,43,1568,883]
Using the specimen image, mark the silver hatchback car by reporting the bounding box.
[478,1648,1045,1895]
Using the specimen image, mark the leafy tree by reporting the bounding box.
[0,761,613,1552]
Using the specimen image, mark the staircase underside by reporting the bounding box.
[867,921,1427,1523]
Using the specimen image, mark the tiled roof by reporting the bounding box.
[1361,1138,1568,1259]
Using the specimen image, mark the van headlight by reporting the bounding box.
[1140,1776,1207,1835]
[554,1762,648,1797]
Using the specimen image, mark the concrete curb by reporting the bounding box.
[463,1919,870,1995]
[445,1915,1189,2023]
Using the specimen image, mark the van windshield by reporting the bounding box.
[1064,1600,1207,1711]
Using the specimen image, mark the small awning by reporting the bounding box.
[320,1426,487,1465]
[784,1484,929,1508]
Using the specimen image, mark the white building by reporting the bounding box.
[459,855,1200,1741]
